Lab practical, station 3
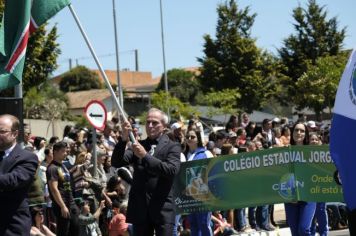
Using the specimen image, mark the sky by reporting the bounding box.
[49,0,356,79]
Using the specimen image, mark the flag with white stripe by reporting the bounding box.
[0,0,70,90]
[330,48,356,211]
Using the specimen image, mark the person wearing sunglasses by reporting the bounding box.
[185,130,214,236]
[30,206,55,236]
[112,108,181,236]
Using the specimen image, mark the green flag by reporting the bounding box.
[31,0,71,30]
[0,0,70,91]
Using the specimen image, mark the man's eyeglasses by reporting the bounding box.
[186,135,196,140]
[0,130,14,134]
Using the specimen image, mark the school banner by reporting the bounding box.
[173,145,343,214]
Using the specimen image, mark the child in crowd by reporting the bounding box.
[212,211,238,236]
[78,200,105,236]
[108,200,131,236]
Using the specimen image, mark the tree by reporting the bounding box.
[156,68,201,104]
[294,52,349,120]
[278,0,346,100]
[59,65,102,92]
[0,0,4,21]
[24,82,70,120]
[197,0,275,113]
[150,91,196,120]
[203,89,241,122]
[23,25,61,92]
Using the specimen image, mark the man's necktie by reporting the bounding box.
[149,145,156,156]
[0,151,5,162]
[148,139,158,156]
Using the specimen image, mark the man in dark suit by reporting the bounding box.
[112,108,181,236]
[0,114,38,236]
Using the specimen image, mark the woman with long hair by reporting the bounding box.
[185,130,213,236]
[285,122,316,235]
[30,207,55,236]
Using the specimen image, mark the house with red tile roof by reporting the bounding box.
[52,69,160,117]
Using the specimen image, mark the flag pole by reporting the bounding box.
[112,0,124,109]
[67,4,135,142]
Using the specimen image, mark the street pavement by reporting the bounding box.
[272,204,350,236]
[222,204,350,235]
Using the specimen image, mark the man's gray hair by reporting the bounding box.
[147,108,169,126]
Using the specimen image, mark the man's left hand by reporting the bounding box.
[132,142,147,159]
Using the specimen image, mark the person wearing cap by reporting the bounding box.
[112,108,181,236]
[227,131,239,154]
[272,117,281,128]
[171,122,184,145]
[228,130,237,140]
[307,121,317,132]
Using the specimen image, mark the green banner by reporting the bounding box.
[173,145,343,214]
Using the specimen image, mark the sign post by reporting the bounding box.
[84,100,107,177]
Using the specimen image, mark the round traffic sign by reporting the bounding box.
[84,100,107,130]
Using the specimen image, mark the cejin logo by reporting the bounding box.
[272,173,304,200]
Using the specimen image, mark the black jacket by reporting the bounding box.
[112,134,181,224]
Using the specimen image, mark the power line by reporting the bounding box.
[58,49,136,63]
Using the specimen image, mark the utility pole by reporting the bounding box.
[159,0,169,117]
[135,49,139,71]
[112,0,124,108]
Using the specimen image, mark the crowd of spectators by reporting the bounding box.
[22,112,346,236]
[24,118,133,236]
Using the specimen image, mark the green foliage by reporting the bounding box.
[150,91,197,120]
[24,83,69,120]
[22,25,61,92]
[294,52,349,118]
[278,0,346,100]
[202,89,241,118]
[0,0,4,22]
[156,68,201,104]
[70,115,90,128]
[59,65,102,92]
[197,0,276,113]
